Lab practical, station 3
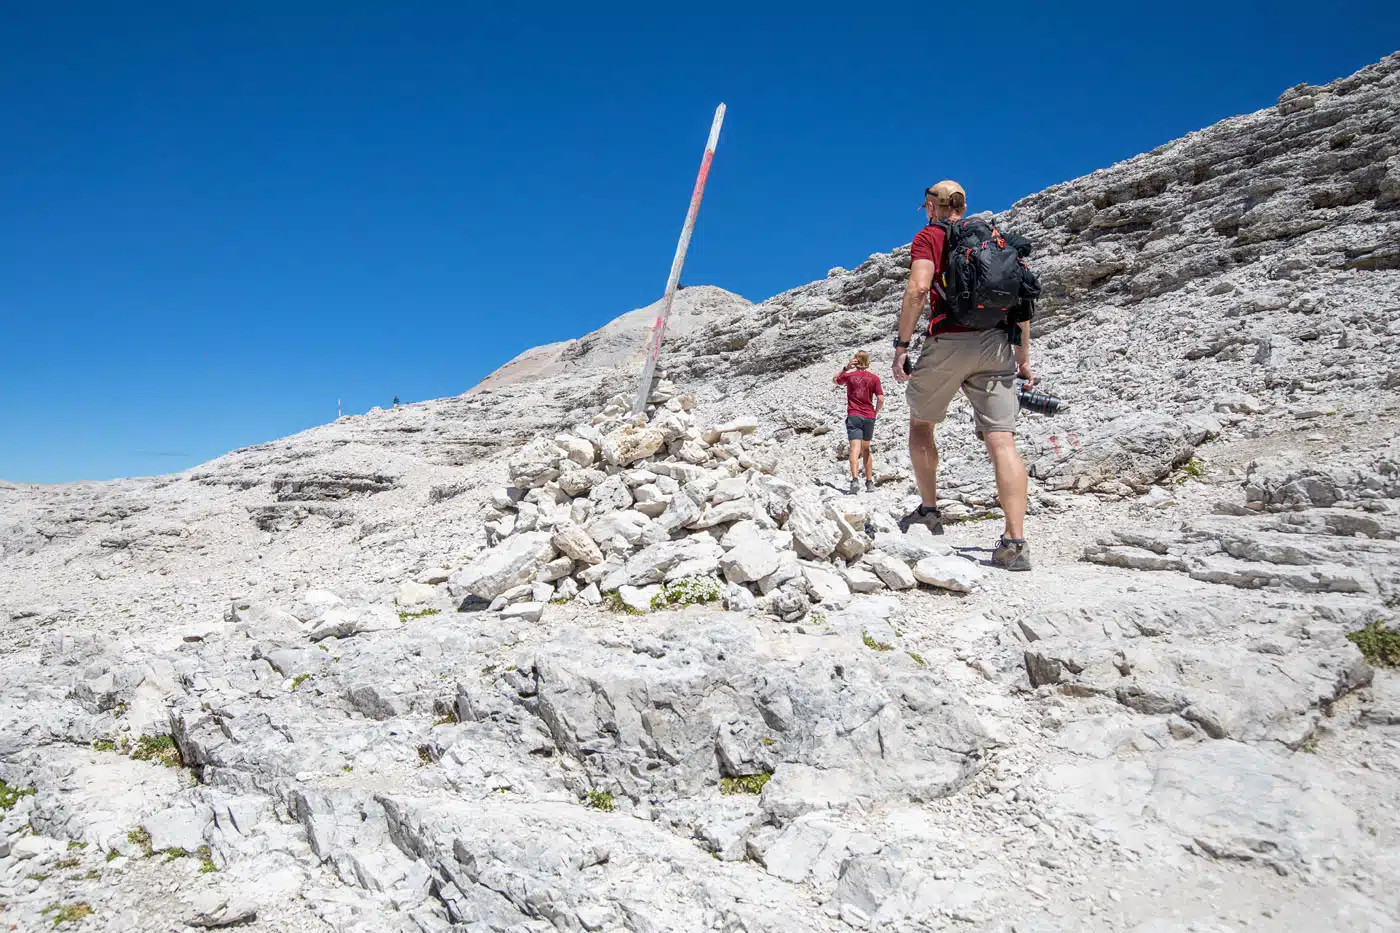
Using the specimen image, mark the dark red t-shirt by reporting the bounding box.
[911,224,975,335]
[836,369,883,418]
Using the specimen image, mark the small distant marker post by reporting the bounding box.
[632,103,726,415]
[337,398,342,419]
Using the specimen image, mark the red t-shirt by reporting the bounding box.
[911,224,975,335]
[836,369,883,418]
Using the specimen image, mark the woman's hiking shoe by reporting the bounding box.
[992,536,1032,571]
[849,477,861,494]
[897,504,944,535]
[864,479,875,493]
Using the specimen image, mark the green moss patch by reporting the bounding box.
[585,789,615,811]
[602,590,645,615]
[42,903,92,927]
[131,735,181,767]
[126,827,152,857]
[0,780,36,810]
[1348,620,1400,668]
[862,632,892,652]
[720,773,772,795]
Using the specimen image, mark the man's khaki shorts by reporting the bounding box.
[906,330,1018,434]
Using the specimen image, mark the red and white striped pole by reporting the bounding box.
[632,103,726,415]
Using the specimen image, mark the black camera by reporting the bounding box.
[1017,381,1068,415]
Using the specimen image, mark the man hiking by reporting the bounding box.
[891,180,1036,571]
[834,350,883,494]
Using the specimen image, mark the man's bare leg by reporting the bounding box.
[909,420,939,507]
[984,430,1027,540]
[861,441,874,481]
[847,440,861,480]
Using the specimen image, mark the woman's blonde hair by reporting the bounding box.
[853,351,870,369]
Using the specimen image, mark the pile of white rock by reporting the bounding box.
[447,382,984,622]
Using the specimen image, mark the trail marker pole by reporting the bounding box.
[632,103,726,415]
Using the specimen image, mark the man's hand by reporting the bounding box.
[1017,360,1035,386]
[893,350,910,383]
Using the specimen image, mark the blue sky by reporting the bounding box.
[2,2,1396,483]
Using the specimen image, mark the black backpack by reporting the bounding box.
[929,217,1041,332]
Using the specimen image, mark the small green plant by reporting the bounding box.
[131,735,181,767]
[0,780,36,810]
[290,672,311,691]
[417,746,433,765]
[602,590,645,615]
[84,869,102,880]
[54,857,80,869]
[67,841,87,851]
[127,827,152,857]
[197,845,216,874]
[585,789,615,811]
[27,873,49,882]
[761,737,775,746]
[862,632,892,652]
[113,701,129,717]
[432,712,456,727]
[906,651,928,668]
[162,847,188,861]
[549,596,569,605]
[42,902,93,927]
[342,764,353,772]
[1173,458,1205,484]
[105,850,120,863]
[651,574,723,610]
[398,608,441,624]
[720,772,772,795]
[91,739,115,752]
[1347,620,1400,668]
[1299,732,1321,754]
[481,664,497,676]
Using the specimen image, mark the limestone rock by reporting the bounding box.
[501,602,544,623]
[719,540,783,585]
[871,529,952,565]
[394,581,437,608]
[863,550,917,590]
[802,562,852,606]
[787,487,840,559]
[552,523,604,565]
[558,468,607,497]
[912,556,984,593]
[688,498,755,530]
[449,532,557,600]
[605,426,666,466]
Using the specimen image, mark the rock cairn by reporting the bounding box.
[448,381,983,622]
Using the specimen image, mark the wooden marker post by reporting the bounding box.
[632,103,726,415]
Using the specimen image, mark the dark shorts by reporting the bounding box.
[845,415,876,442]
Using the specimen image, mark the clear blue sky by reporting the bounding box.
[2,2,1395,483]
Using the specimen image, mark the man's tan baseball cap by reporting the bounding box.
[920,179,966,210]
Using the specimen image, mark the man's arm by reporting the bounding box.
[833,364,851,386]
[894,259,934,383]
[873,388,884,418]
[1015,321,1033,382]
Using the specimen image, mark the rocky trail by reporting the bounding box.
[2,51,1399,933]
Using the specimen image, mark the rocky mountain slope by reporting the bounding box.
[2,51,1399,933]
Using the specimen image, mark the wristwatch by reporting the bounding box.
[892,338,910,349]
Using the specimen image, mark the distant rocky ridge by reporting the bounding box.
[1,52,1399,933]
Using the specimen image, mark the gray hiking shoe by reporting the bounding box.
[849,478,861,494]
[897,505,944,535]
[865,479,875,493]
[991,536,1032,571]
